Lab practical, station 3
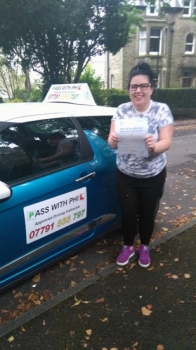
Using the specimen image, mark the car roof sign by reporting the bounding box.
[43,83,97,106]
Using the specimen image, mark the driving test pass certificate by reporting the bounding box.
[115,118,148,157]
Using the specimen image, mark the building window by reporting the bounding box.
[139,30,147,54]
[182,72,192,87]
[149,28,161,54]
[183,0,191,16]
[185,34,194,53]
[146,3,158,16]
[194,0,196,14]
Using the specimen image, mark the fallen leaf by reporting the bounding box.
[146,304,153,310]
[7,336,14,343]
[157,345,164,350]
[43,320,46,326]
[72,300,81,307]
[72,295,81,307]
[184,273,191,279]
[69,267,77,272]
[132,342,139,347]
[171,275,179,280]
[96,297,105,303]
[174,258,179,262]
[100,318,108,322]
[141,306,152,316]
[70,280,77,287]
[129,263,136,269]
[13,292,22,298]
[32,274,40,283]
[82,301,91,304]
[162,227,168,232]
[117,267,124,272]
[86,329,92,335]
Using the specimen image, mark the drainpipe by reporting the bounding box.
[106,51,110,89]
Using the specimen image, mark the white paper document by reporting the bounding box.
[115,118,149,157]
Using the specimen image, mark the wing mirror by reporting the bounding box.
[0,181,12,201]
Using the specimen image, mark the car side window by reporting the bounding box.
[77,116,112,141]
[0,118,81,184]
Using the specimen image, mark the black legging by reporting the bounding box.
[117,170,165,246]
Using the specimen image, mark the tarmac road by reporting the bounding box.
[0,119,196,349]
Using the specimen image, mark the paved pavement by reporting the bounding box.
[0,120,196,349]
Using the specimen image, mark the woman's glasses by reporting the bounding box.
[129,83,151,91]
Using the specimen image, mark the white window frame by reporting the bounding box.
[185,33,195,54]
[182,0,191,17]
[139,29,147,55]
[149,28,161,55]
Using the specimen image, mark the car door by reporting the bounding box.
[0,115,114,290]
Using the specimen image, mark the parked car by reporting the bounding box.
[0,101,121,292]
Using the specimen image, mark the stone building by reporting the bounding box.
[105,0,196,90]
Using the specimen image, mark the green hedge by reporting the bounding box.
[152,88,196,108]
[104,88,196,109]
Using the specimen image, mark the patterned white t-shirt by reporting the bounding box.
[112,100,174,178]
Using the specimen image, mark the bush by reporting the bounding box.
[152,88,196,108]
[27,88,43,102]
[103,88,129,106]
[10,98,24,103]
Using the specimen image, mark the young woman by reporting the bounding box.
[108,61,174,268]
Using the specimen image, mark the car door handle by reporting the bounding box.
[76,172,96,182]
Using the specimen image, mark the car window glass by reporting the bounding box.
[77,116,111,141]
[0,118,81,184]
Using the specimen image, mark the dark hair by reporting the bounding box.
[127,61,154,89]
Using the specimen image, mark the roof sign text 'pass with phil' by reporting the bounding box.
[43,83,96,106]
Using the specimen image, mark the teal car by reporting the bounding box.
[0,102,120,292]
